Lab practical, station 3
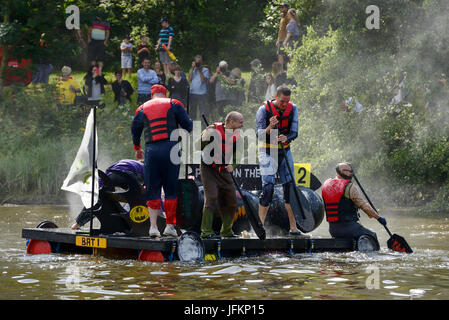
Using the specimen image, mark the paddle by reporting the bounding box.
[201,114,266,240]
[274,123,315,232]
[352,173,413,253]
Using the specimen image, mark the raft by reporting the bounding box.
[21,168,380,261]
[22,224,365,262]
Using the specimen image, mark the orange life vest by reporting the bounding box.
[263,100,293,148]
[137,97,178,143]
[209,122,239,170]
[321,178,359,223]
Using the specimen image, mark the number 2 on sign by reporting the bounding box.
[293,163,311,188]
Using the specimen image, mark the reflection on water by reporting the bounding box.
[1,205,449,299]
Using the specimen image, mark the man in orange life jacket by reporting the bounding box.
[198,111,244,239]
[131,84,193,237]
[256,85,307,237]
[321,162,387,241]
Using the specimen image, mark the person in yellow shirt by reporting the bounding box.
[56,66,81,105]
[276,4,290,68]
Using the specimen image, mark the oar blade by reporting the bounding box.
[240,190,266,240]
[387,234,413,253]
[309,172,322,191]
[289,184,315,233]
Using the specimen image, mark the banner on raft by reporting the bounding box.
[187,163,313,190]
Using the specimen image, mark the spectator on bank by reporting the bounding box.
[137,57,159,106]
[112,70,134,105]
[167,63,189,107]
[284,9,300,49]
[56,66,81,105]
[137,35,151,66]
[153,61,166,87]
[169,61,187,80]
[120,35,134,78]
[230,67,246,106]
[87,15,110,71]
[155,17,174,79]
[188,55,210,120]
[84,64,108,107]
[276,3,290,68]
[272,61,296,87]
[264,73,276,101]
[248,58,265,103]
[31,33,53,85]
[210,60,235,118]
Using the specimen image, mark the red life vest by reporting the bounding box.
[263,100,293,148]
[138,97,178,143]
[321,178,359,223]
[209,122,239,170]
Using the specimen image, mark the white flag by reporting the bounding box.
[61,109,99,208]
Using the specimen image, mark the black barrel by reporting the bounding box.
[194,184,324,236]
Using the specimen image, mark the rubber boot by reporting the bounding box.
[201,208,215,238]
[220,211,236,237]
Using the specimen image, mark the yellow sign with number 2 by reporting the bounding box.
[293,163,311,188]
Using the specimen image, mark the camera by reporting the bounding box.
[195,61,201,68]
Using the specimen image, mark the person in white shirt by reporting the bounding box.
[121,35,134,78]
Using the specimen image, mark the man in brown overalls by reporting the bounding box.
[198,111,244,239]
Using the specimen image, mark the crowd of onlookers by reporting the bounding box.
[50,6,302,120]
[43,3,445,118]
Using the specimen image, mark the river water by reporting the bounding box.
[1,205,448,300]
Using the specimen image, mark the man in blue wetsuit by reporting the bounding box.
[132,84,193,238]
[256,85,308,237]
[71,159,144,230]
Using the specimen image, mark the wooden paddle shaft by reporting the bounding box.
[353,174,393,236]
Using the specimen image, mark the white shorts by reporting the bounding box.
[121,55,132,69]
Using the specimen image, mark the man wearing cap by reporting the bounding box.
[155,17,175,80]
[276,4,290,68]
[321,162,386,242]
[131,84,193,237]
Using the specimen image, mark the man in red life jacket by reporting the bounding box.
[131,84,193,237]
[321,162,387,241]
[256,85,307,237]
[198,111,244,238]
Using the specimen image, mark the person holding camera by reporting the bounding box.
[83,64,107,108]
[210,60,234,119]
[188,55,210,120]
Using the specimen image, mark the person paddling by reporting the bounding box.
[198,111,244,239]
[256,85,308,237]
[321,162,387,241]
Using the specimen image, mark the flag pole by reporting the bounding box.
[89,105,97,236]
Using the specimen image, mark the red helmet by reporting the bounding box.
[151,84,167,96]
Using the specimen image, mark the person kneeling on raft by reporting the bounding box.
[198,111,244,239]
[71,159,145,230]
[321,162,387,241]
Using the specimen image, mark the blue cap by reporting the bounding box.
[160,17,169,23]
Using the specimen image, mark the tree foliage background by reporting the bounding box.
[2,0,449,210]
